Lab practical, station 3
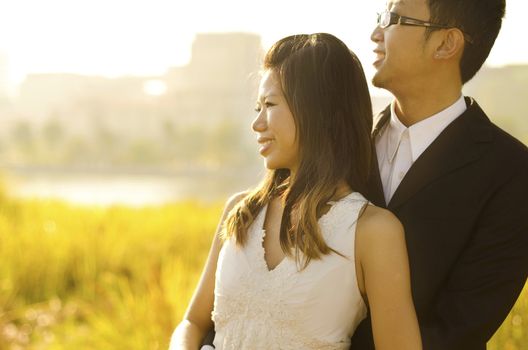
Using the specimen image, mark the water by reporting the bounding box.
[3,167,260,206]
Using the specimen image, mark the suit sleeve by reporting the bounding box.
[350,316,375,350]
[420,160,528,350]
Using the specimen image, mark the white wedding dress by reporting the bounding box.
[212,192,369,350]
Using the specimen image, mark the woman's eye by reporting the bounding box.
[254,102,275,112]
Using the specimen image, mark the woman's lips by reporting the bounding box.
[257,137,274,155]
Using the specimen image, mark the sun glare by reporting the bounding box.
[143,79,168,96]
[0,0,526,91]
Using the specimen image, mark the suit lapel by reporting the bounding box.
[367,106,391,207]
[387,98,494,210]
[367,150,386,207]
[372,105,391,139]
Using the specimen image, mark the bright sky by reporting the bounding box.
[1,0,527,93]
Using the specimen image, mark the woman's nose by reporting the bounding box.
[252,110,267,132]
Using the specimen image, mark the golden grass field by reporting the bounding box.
[0,185,526,349]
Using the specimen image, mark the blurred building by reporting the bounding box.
[6,39,527,169]
[14,32,263,138]
[0,52,8,99]
[0,52,12,143]
[0,33,264,170]
[17,73,162,137]
[163,32,262,126]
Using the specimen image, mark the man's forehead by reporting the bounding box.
[387,0,404,7]
[387,0,428,11]
[387,0,428,7]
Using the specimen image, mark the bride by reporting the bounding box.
[169,33,422,350]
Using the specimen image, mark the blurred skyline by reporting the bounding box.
[0,31,526,205]
[1,0,527,96]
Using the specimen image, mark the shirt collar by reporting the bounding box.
[387,95,467,162]
[386,102,408,163]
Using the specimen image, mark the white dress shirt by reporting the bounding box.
[375,95,467,204]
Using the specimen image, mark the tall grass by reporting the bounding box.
[0,183,221,349]
[0,184,526,349]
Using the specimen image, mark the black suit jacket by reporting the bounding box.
[350,97,528,350]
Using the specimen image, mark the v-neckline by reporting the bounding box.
[259,203,287,273]
[257,192,357,273]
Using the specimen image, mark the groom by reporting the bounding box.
[351,0,528,349]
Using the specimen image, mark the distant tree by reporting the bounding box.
[162,119,178,140]
[176,125,208,163]
[11,120,35,160]
[207,119,245,164]
[63,135,92,164]
[0,138,4,158]
[93,123,119,164]
[0,95,11,110]
[42,117,65,150]
[124,138,162,164]
[161,118,180,161]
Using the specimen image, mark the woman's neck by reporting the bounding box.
[332,181,352,201]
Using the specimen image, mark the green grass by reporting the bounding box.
[0,186,526,349]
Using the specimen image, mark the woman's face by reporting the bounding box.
[252,70,299,174]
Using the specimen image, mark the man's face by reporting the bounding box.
[371,0,436,93]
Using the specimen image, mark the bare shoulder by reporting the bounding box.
[212,191,250,242]
[357,205,403,237]
[355,205,410,284]
[356,205,405,249]
[224,191,250,213]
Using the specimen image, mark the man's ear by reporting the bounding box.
[433,28,465,60]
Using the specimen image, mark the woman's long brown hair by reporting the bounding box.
[221,33,374,270]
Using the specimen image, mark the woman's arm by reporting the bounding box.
[169,191,247,350]
[355,206,422,350]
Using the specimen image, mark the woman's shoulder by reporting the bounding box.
[219,191,251,220]
[224,191,250,212]
[215,191,251,241]
[355,205,409,283]
[356,205,405,248]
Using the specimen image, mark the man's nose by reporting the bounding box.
[371,25,384,43]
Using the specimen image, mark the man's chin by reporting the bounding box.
[371,74,384,89]
[372,69,394,91]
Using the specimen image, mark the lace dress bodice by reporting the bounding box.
[212,192,368,350]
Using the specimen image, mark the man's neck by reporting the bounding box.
[392,86,463,127]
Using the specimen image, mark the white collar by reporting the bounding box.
[387,95,467,162]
